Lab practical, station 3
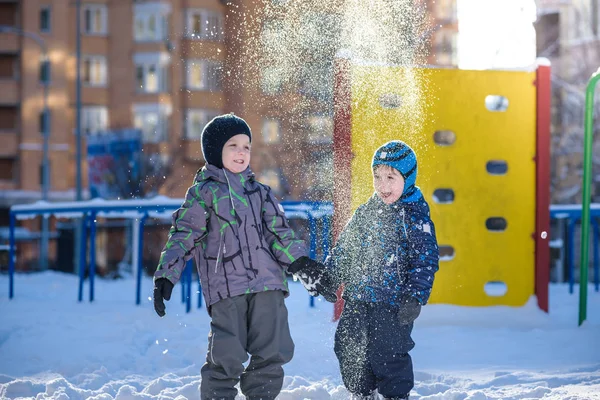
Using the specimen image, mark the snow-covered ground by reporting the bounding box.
[0,271,599,399]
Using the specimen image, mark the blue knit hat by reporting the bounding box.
[372,140,422,203]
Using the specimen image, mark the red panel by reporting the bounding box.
[535,64,551,312]
[332,57,352,321]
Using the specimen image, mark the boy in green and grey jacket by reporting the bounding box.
[152,114,332,400]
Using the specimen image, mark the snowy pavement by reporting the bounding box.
[0,271,598,399]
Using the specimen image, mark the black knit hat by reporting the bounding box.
[201,114,252,168]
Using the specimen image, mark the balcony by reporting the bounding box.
[182,139,203,161]
[0,34,19,53]
[0,0,22,53]
[0,2,20,35]
[0,105,19,153]
[0,180,17,191]
[0,79,19,104]
[0,130,18,156]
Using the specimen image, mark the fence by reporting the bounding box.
[6,198,333,312]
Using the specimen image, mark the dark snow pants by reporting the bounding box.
[334,300,420,398]
[200,291,294,400]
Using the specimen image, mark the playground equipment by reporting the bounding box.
[579,67,600,325]
[550,205,600,294]
[332,57,552,316]
[7,198,332,312]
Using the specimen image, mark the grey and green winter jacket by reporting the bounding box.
[154,164,307,307]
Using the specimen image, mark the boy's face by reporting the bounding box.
[222,134,251,173]
[373,165,405,205]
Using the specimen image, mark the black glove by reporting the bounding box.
[398,295,421,324]
[288,257,338,303]
[153,278,174,317]
[287,256,316,274]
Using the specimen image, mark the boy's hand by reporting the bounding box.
[153,278,174,317]
[288,257,338,303]
[398,295,421,324]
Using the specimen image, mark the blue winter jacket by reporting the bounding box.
[325,193,439,305]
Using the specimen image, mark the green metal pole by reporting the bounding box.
[579,67,600,326]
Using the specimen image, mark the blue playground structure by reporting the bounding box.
[5,200,598,312]
[6,198,333,312]
[550,204,600,294]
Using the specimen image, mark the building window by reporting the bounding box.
[83,4,108,35]
[133,2,171,42]
[39,58,50,83]
[0,158,16,181]
[185,9,224,41]
[134,13,169,41]
[259,168,283,195]
[0,105,19,131]
[82,106,108,135]
[0,54,19,80]
[434,0,457,22]
[135,14,156,41]
[307,115,332,144]
[133,103,172,143]
[434,30,458,66]
[134,53,170,93]
[592,0,599,36]
[306,152,333,194]
[186,59,222,91]
[135,64,165,92]
[82,55,107,86]
[40,6,51,33]
[39,110,51,135]
[262,119,280,143]
[185,109,220,140]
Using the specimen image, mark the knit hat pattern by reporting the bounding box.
[372,140,421,202]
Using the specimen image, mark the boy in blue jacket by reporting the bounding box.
[324,140,440,400]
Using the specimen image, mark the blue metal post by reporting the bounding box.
[308,215,317,259]
[181,261,188,304]
[558,217,567,282]
[78,213,88,302]
[198,276,203,309]
[322,216,331,260]
[593,218,599,292]
[308,214,317,308]
[8,212,16,299]
[180,278,185,303]
[136,215,147,306]
[320,215,333,308]
[186,260,192,313]
[568,218,577,294]
[89,212,97,302]
[75,0,82,201]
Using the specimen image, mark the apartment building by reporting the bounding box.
[535,0,600,203]
[428,0,458,66]
[0,0,452,269]
[0,0,232,269]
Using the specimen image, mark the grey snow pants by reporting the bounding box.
[200,291,294,400]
